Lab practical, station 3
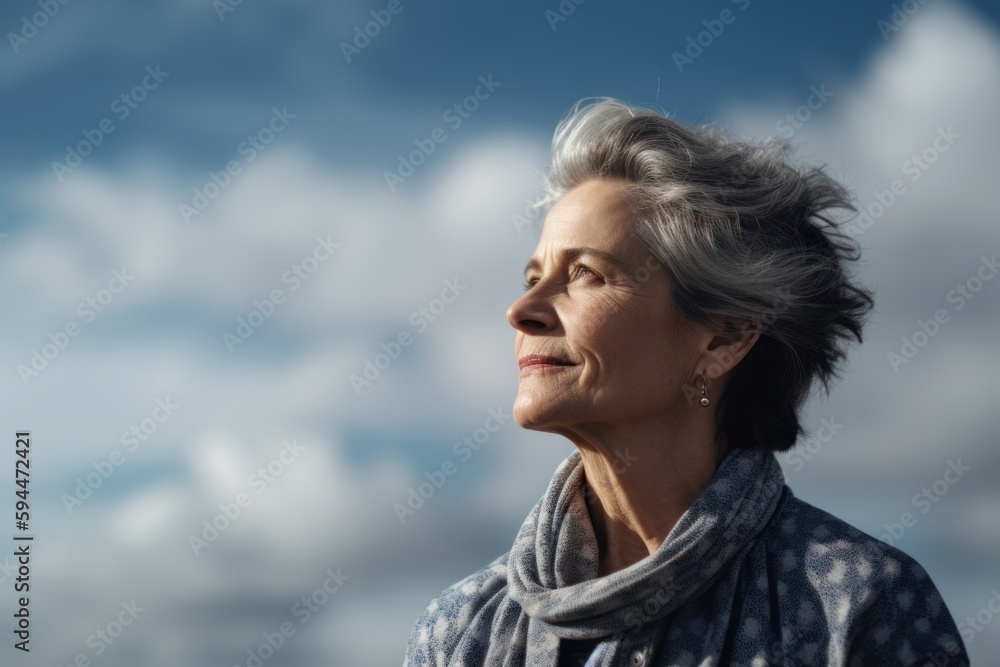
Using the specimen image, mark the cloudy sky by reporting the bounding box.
[1,0,998,665]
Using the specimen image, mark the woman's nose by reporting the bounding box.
[506,289,557,333]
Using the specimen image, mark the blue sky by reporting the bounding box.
[2,1,999,665]
[2,0,997,181]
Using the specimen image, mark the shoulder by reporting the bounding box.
[403,551,510,667]
[765,488,968,665]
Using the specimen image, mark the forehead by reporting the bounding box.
[537,178,635,253]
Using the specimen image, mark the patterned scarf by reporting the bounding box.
[404,445,969,666]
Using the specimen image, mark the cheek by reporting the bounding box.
[574,317,668,377]
[568,292,679,371]
[598,315,680,380]
[617,333,672,379]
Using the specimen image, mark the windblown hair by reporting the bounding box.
[535,97,876,462]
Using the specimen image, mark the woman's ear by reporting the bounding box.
[702,318,761,379]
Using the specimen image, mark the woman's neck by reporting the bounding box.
[571,413,721,577]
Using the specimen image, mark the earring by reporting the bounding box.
[699,374,711,407]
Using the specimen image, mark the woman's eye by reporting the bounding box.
[521,265,596,292]
[575,264,598,280]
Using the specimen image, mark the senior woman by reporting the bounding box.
[403,98,969,667]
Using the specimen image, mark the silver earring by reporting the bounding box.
[699,374,711,407]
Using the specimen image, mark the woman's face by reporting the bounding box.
[506,178,708,433]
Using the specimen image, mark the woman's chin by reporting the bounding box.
[513,393,569,430]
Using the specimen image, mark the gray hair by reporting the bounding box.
[534,97,875,462]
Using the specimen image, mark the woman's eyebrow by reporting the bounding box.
[523,247,626,277]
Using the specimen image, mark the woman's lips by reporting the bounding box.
[518,355,575,375]
[519,362,573,376]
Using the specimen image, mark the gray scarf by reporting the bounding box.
[404,445,969,666]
